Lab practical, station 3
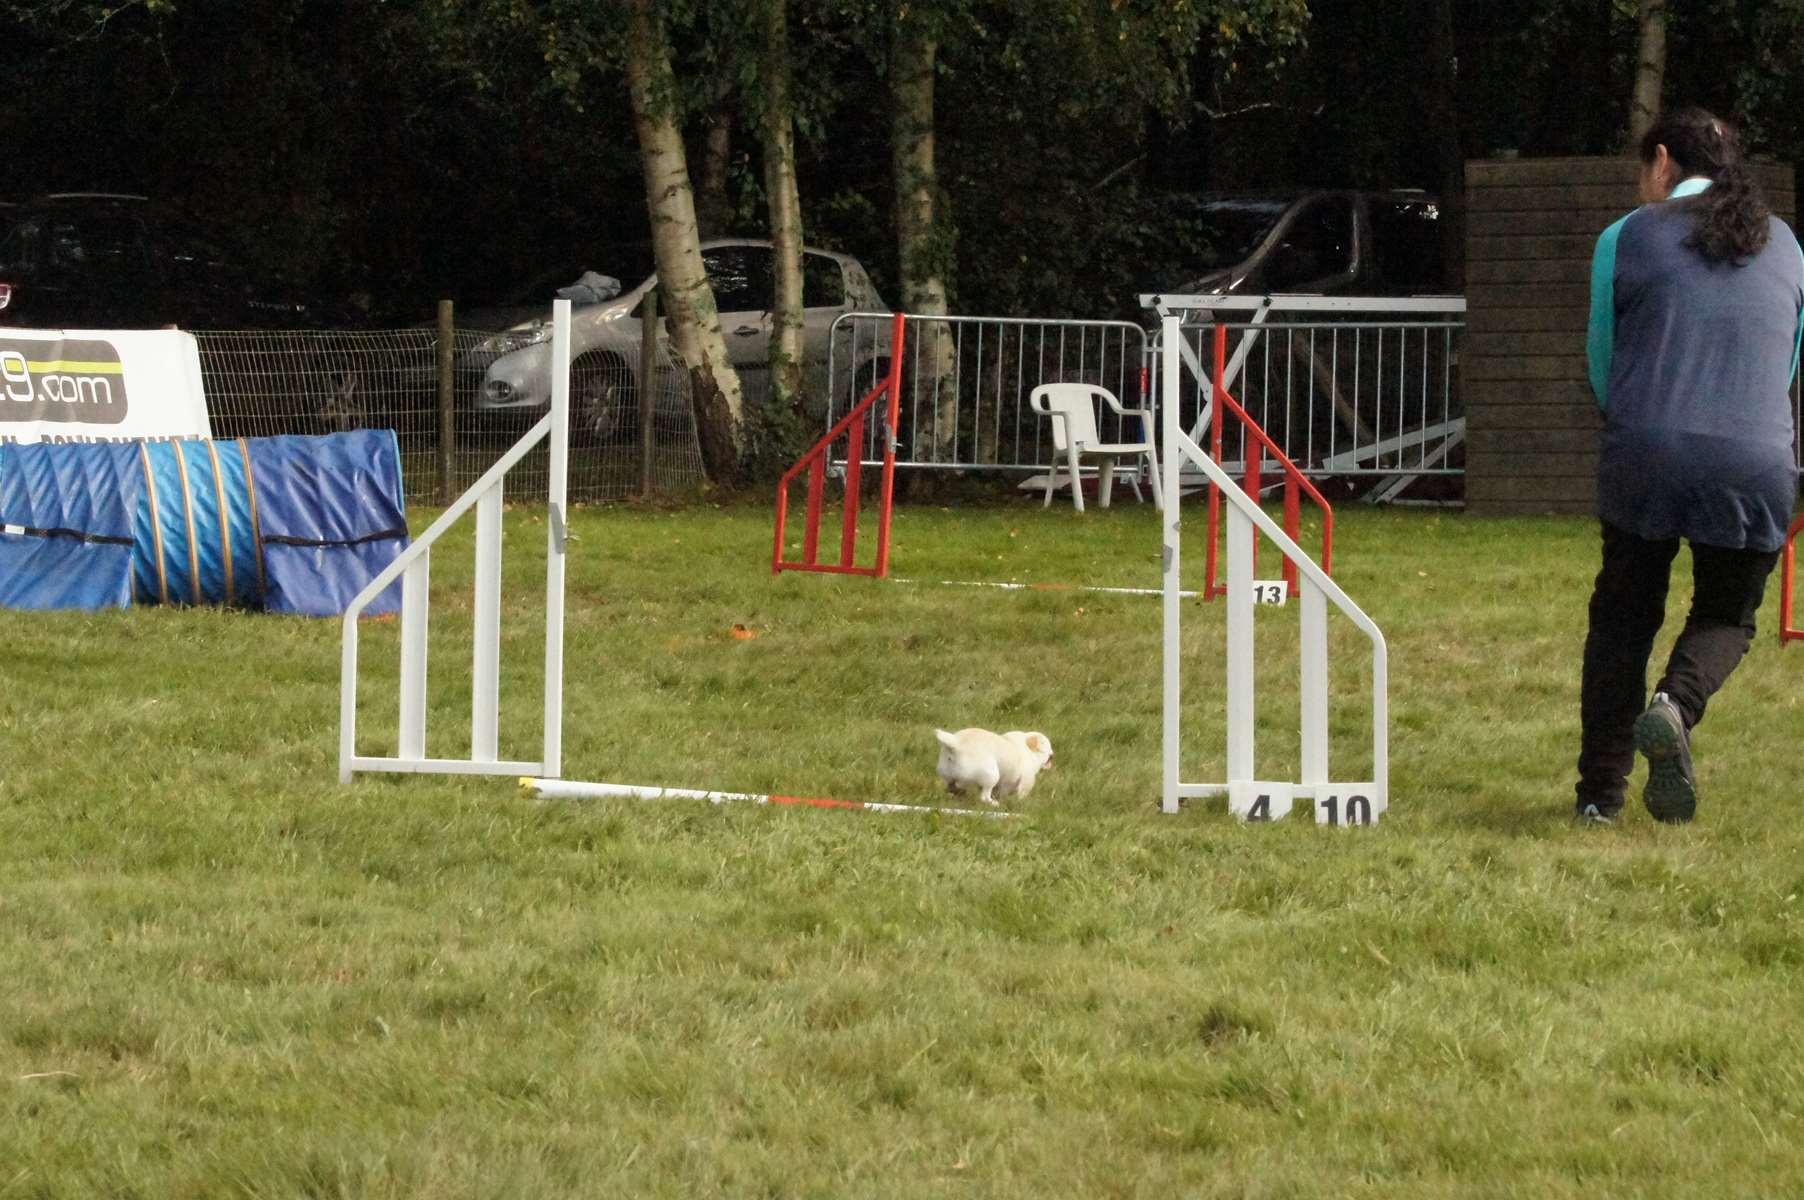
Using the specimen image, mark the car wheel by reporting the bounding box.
[571,352,638,445]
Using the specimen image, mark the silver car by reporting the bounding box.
[464,239,891,441]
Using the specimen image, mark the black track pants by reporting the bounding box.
[1575,521,1780,812]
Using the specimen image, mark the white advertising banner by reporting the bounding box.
[0,328,212,444]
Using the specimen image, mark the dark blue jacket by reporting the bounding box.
[1587,178,1803,551]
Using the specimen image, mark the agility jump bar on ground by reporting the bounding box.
[891,577,1198,598]
[523,778,1019,820]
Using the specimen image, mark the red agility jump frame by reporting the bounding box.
[1781,512,1804,645]
[773,313,908,578]
[1202,323,1334,600]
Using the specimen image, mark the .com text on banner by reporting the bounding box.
[0,328,211,444]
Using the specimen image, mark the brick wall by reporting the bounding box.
[1464,156,1796,514]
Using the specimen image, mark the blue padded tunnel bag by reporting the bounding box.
[245,430,408,617]
[0,431,407,615]
[0,440,143,610]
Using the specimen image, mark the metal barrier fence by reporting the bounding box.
[825,313,1151,473]
[1147,295,1469,503]
[194,326,703,503]
[1155,316,1465,491]
[825,305,1469,502]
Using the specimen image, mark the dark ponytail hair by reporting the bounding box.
[1641,106,1771,263]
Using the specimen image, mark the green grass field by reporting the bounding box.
[3,497,1802,1198]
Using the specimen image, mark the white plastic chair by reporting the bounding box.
[1029,383,1163,513]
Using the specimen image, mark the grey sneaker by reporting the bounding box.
[1576,802,1616,826]
[1634,692,1696,823]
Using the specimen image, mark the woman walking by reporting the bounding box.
[1576,106,1804,824]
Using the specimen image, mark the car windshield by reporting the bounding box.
[1181,198,1292,271]
[46,210,146,271]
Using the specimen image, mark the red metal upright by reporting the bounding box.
[1204,325,1228,598]
[1781,512,1803,645]
[773,313,908,578]
[1201,321,1334,601]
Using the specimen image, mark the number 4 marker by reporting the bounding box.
[1229,781,1295,822]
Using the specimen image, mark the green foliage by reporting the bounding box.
[5,0,1803,334]
[738,390,818,483]
[7,0,178,35]
[1712,0,1804,163]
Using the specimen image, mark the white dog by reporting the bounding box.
[933,727,1054,807]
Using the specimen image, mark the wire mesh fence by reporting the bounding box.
[194,327,705,504]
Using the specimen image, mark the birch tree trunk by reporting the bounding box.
[1628,0,1666,146]
[624,0,746,486]
[762,0,806,416]
[693,79,735,240]
[891,5,958,461]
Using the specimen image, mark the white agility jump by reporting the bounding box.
[338,301,572,783]
[1157,313,1390,823]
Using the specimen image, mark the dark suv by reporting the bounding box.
[0,193,320,330]
[1168,189,1453,298]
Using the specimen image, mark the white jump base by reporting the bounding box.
[523,778,1021,820]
